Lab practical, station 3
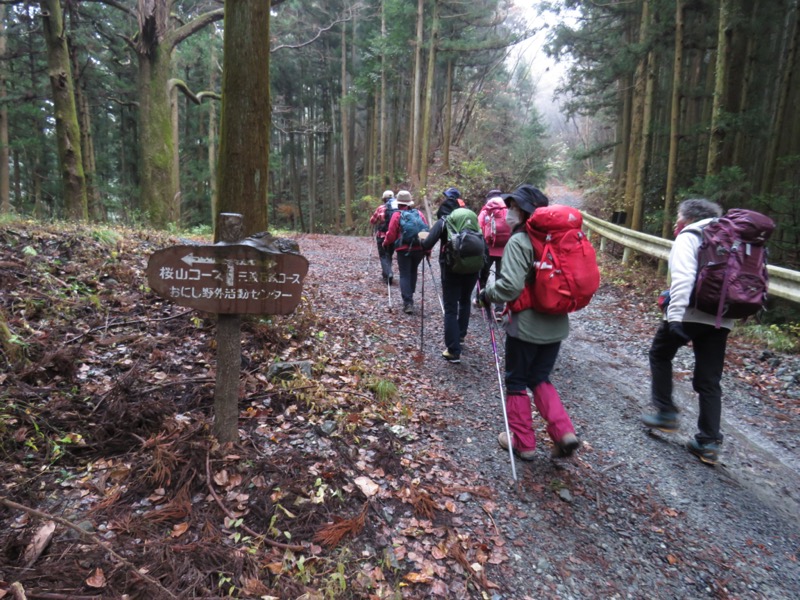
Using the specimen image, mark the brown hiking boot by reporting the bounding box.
[498,431,536,461]
[552,433,581,458]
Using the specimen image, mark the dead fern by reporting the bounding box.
[313,502,368,548]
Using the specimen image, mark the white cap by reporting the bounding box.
[382,190,394,200]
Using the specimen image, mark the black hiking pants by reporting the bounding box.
[649,320,729,444]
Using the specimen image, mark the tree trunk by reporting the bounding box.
[623,0,648,228]
[40,0,87,221]
[632,42,655,232]
[419,0,439,191]
[409,0,424,188]
[341,25,353,227]
[380,0,388,189]
[761,3,799,194]
[442,60,453,173]
[208,41,218,229]
[707,0,732,176]
[664,0,685,238]
[0,5,10,214]
[215,0,271,240]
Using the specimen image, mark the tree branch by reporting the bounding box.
[271,4,363,52]
[0,497,178,599]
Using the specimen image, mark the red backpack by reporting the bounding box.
[508,205,600,315]
[480,198,511,249]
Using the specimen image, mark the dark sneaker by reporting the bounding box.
[552,432,581,458]
[441,349,461,364]
[403,302,413,314]
[687,439,719,465]
[388,275,394,285]
[498,431,536,461]
[642,411,679,433]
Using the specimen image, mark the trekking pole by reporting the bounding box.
[425,256,445,315]
[477,282,517,482]
[420,256,425,352]
[387,275,392,309]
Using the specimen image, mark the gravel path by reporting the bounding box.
[344,184,800,599]
[418,259,800,599]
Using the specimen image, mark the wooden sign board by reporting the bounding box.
[147,241,309,315]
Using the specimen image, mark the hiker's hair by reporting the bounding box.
[678,198,723,222]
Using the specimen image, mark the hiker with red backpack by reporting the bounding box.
[642,198,774,465]
[383,190,429,314]
[476,190,511,319]
[479,185,593,460]
[370,190,397,284]
[419,203,488,364]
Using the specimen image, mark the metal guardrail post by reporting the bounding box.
[581,212,800,306]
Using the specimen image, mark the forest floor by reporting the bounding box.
[1,187,800,599]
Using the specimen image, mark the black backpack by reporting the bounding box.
[380,199,397,234]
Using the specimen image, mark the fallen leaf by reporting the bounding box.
[354,476,380,497]
[667,554,679,565]
[86,567,107,588]
[404,572,433,584]
[171,522,189,538]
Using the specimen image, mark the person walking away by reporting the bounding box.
[477,190,511,319]
[642,198,731,465]
[436,187,466,219]
[383,190,428,314]
[479,184,580,459]
[370,190,397,284]
[419,206,487,364]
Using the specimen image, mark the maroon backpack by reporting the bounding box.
[691,209,775,327]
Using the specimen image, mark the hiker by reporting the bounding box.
[642,198,730,465]
[419,205,487,364]
[436,187,466,219]
[370,190,397,284]
[476,189,511,319]
[479,184,580,460]
[383,190,429,314]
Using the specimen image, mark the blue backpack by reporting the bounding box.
[396,209,429,248]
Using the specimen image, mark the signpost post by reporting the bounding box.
[146,213,309,442]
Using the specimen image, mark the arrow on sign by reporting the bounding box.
[181,253,218,266]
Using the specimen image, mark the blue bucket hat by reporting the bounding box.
[442,187,461,201]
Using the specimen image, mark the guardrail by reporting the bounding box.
[582,212,800,306]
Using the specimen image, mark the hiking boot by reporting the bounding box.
[687,438,720,465]
[498,431,536,461]
[441,349,461,364]
[552,432,581,458]
[403,302,413,314]
[388,275,394,285]
[642,410,679,433]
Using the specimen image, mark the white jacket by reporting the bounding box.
[666,218,734,330]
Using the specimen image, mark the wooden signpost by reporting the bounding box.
[147,214,309,442]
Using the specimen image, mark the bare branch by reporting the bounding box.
[271,4,363,52]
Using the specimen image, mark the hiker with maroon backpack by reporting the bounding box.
[383,190,429,314]
[479,185,594,460]
[370,190,397,284]
[643,198,774,465]
[476,189,511,319]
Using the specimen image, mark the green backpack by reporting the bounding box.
[444,208,486,274]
